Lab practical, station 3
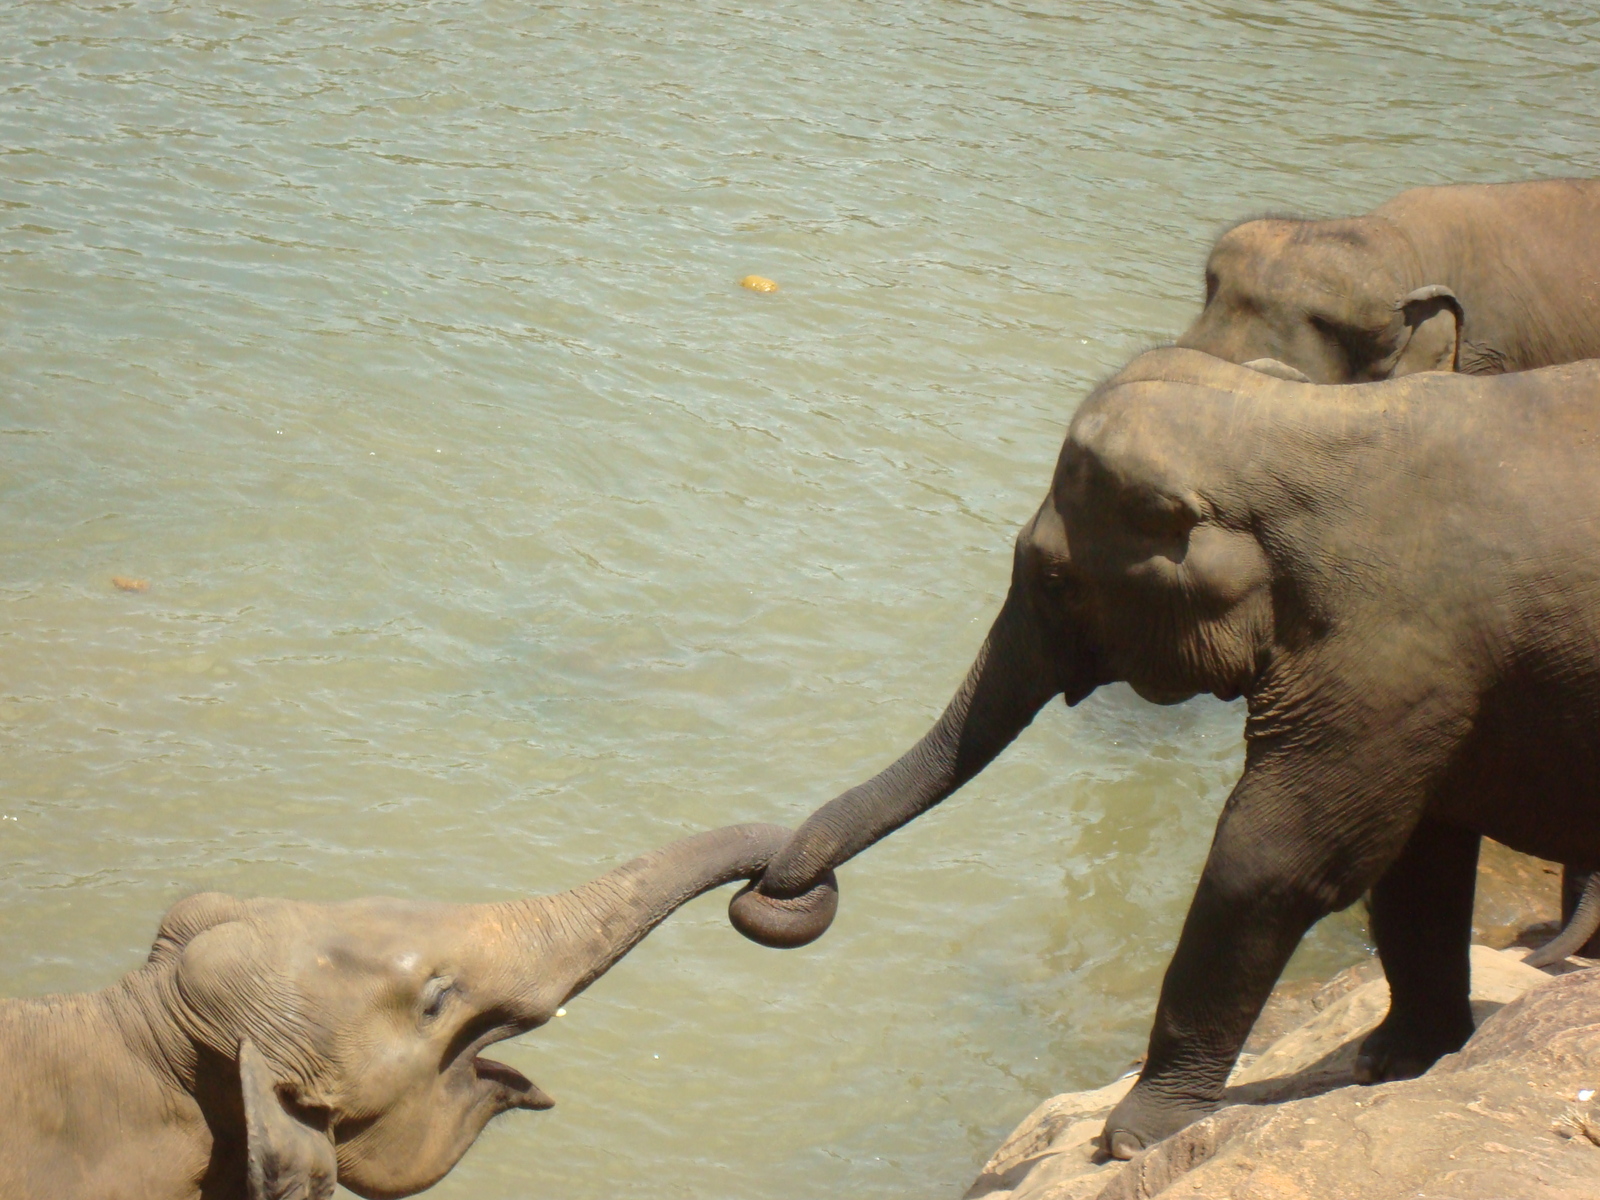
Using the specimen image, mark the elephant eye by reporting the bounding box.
[1041,565,1075,595]
[1123,490,1201,542]
[1308,313,1343,344]
[420,976,456,1021]
[1308,314,1357,371]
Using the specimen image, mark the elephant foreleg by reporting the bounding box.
[1098,851,1327,1159]
[1097,759,1389,1158]
[1097,701,1463,1160]
[1354,818,1479,1083]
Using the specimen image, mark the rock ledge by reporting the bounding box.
[968,946,1600,1200]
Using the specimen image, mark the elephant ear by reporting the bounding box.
[239,1038,337,1200]
[1390,284,1462,375]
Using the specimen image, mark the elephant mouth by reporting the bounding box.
[473,1054,555,1111]
[1128,679,1200,706]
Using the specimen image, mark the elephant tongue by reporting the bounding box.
[473,1056,556,1109]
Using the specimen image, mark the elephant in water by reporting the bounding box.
[1177,178,1600,384]
[0,824,835,1200]
[732,351,1600,1158]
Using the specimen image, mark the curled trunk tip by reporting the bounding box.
[732,582,1062,949]
[728,869,839,949]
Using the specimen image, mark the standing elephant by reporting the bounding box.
[731,350,1600,1157]
[1181,176,1600,954]
[0,823,835,1200]
[1176,178,1600,384]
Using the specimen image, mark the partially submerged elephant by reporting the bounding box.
[732,350,1600,1157]
[0,823,835,1200]
[1178,178,1600,383]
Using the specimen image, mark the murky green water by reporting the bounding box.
[2,1,1595,1195]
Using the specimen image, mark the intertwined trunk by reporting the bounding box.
[498,823,834,1010]
[743,584,1065,921]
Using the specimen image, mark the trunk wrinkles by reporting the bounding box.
[498,824,798,1009]
[755,585,1064,902]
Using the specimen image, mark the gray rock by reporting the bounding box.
[968,947,1599,1200]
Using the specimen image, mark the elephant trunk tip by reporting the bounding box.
[728,869,839,949]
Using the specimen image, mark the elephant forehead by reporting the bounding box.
[1094,347,1274,394]
[1217,215,1373,261]
[1211,217,1301,267]
[1066,383,1206,486]
[228,898,466,986]
[316,896,456,929]
[308,900,461,959]
[1216,218,1391,305]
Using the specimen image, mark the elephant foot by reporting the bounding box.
[1099,1082,1223,1160]
[1352,1013,1472,1084]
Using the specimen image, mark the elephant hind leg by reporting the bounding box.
[1355,818,1479,1084]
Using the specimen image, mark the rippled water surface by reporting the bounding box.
[3,1,1597,1195]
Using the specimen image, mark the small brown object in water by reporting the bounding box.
[111,576,149,592]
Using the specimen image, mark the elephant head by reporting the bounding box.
[1174,216,1462,383]
[116,823,835,1199]
[731,349,1281,941]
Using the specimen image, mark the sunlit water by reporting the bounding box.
[2,1,1596,1195]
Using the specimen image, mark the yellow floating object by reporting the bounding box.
[111,576,149,592]
[740,275,779,293]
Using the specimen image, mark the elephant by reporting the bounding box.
[730,349,1600,1158]
[0,823,836,1200]
[1176,178,1600,385]
[1183,176,1600,956]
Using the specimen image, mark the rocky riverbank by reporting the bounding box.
[967,845,1600,1199]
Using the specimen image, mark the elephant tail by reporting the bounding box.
[1526,870,1600,968]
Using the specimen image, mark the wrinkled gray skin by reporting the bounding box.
[1528,870,1600,968]
[1558,867,1600,959]
[1182,176,1600,956]
[0,823,835,1200]
[1177,178,1600,385]
[731,351,1600,1159]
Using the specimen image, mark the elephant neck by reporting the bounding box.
[0,979,208,1184]
[97,964,207,1098]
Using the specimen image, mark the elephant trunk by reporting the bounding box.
[732,583,1063,948]
[503,824,838,1012]
[1527,869,1600,968]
